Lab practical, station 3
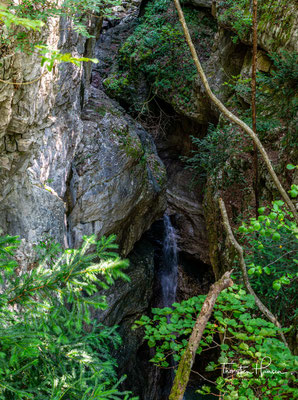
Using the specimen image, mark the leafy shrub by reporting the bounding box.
[134,285,297,399]
[183,124,246,188]
[257,51,298,130]
[217,0,252,43]
[217,0,295,46]
[238,200,298,325]
[224,51,297,146]
[104,0,217,114]
[0,234,137,400]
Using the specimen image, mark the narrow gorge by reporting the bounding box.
[0,0,297,399]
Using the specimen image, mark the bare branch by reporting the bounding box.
[218,197,288,347]
[169,270,234,400]
[173,0,297,223]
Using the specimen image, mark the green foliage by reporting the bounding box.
[183,124,246,188]
[104,0,216,114]
[10,0,121,37]
[286,164,298,171]
[37,45,99,72]
[113,126,144,160]
[134,285,297,399]
[217,0,295,46]
[0,5,44,31]
[257,51,298,123]
[184,52,297,191]
[238,200,298,324]
[224,51,297,146]
[0,0,121,68]
[217,0,252,43]
[0,234,137,400]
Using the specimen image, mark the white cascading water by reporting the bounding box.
[161,215,185,398]
[161,214,178,308]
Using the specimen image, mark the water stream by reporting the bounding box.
[160,215,215,400]
[161,214,178,308]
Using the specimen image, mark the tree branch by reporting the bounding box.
[218,197,288,347]
[169,270,234,400]
[173,0,297,223]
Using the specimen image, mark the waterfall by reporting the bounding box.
[161,214,178,308]
[160,217,202,399]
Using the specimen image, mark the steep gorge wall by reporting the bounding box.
[204,0,298,277]
[0,9,166,259]
[101,0,297,279]
[0,17,88,251]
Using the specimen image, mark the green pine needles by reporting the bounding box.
[0,234,137,400]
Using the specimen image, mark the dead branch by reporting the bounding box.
[173,0,297,223]
[169,270,234,400]
[218,197,288,347]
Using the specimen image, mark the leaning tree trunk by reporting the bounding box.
[172,0,298,223]
[169,271,234,400]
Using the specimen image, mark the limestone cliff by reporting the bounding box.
[0,10,166,258]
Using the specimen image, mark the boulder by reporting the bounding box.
[68,87,167,254]
[0,18,166,255]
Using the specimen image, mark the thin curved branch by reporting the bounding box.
[218,197,288,347]
[0,71,47,85]
[173,0,298,223]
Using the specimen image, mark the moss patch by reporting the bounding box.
[114,126,144,160]
[216,0,296,50]
[104,0,217,115]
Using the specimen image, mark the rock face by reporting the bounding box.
[0,7,167,400]
[98,0,297,283]
[0,15,166,255]
[68,87,166,254]
[215,0,298,52]
[165,160,210,265]
[188,0,213,9]
[0,17,87,245]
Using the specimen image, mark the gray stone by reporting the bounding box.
[0,18,86,246]
[215,0,298,52]
[0,177,67,246]
[68,87,167,255]
[0,11,166,255]
[188,0,212,8]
